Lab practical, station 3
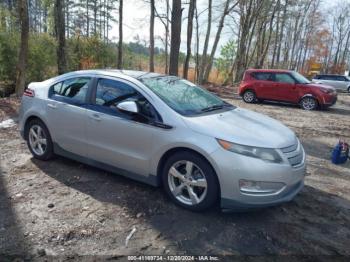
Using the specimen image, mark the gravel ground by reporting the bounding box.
[0,92,350,260]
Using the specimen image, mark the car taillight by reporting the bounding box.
[23,88,35,97]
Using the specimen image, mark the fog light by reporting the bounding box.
[239,180,285,195]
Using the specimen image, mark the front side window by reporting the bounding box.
[51,77,91,104]
[140,76,234,116]
[289,72,310,84]
[95,78,159,121]
[274,73,295,84]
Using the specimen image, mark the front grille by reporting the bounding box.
[280,139,304,168]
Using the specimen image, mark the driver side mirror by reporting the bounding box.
[117,101,139,114]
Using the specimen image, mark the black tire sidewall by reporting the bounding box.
[162,151,219,211]
[243,90,256,103]
[25,119,54,160]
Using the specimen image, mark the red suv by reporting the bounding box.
[239,69,337,110]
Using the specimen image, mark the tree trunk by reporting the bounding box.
[149,0,155,72]
[169,0,182,76]
[15,0,29,96]
[183,0,195,79]
[194,2,199,83]
[198,0,212,84]
[276,0,288,67]
[165,0,170,74]
[54,0,67,75]
[86,0,90,37]
[117,0,123,69]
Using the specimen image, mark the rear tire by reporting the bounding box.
[25,119,54,160]
[162,151,219,211]
[300,96,318,110]
[242,90,257,103]
[347,86,350,93]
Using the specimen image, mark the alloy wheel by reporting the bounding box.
[243,91,255,103]
[28,124,47,156]
[301,97,316,110]
[168,160,208,206]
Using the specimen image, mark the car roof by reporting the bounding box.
[245,69,292,73]
[316,74,346,76]
[60,69,164,80]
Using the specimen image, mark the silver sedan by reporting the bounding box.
[19,70,306,211]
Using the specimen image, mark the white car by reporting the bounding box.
[312,74,350,92]
[19,70,306,211]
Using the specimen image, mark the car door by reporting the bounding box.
[335,76,349,90]
[46,77,92,156]
[272,73,299,103]
[252,72,278,100]
[324,75,338,88]
[86,77,162,177]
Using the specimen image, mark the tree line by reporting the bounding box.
[1,0,349,96]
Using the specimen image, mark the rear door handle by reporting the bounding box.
[89,113,102,121]
[47,103,57,109]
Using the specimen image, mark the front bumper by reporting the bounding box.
[321,93,337,107]
[209,146,306,210]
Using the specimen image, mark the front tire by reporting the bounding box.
[300,96,318,110]
[26,119,54,160]
[242,90,257,103]
[162,151,219,211]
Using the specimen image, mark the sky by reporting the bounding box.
[108,0,347,57]
[109,0,233,56]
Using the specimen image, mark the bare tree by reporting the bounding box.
[154,0,170,74]
[15,0,29,96]
[198,0,212,84]
[203,0,238,83]
[169,0,182,76]
[183,0,196,79]
[117,0,123,69]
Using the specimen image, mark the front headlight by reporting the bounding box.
[217,139,283,163]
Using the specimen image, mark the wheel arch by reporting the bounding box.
[156,147,221,194]
[23,115,49,139]
[299,93,320,104]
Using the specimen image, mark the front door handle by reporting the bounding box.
[47,103,57,109]
[89,113,102,121]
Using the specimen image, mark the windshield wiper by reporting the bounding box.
[201,104,225,112]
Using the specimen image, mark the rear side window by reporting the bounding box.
[335,76,346,81]
[50,77,91,104]
[252,72,273,81]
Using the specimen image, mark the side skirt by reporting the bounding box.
[53,143,159,187]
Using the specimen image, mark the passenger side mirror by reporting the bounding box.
[117,101,139,114]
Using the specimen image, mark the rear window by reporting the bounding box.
[252,72,273,81]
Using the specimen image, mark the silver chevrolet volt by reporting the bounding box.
[19,70,306,211]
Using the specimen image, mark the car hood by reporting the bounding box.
[183,108,296,149]
[309,82,336,91]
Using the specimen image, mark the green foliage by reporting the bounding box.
[216,40,236,82]
[27,33,57,82]
[67,36,117,70]
[0,31,19,82]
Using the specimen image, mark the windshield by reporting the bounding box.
[290,71,311,84]
[140,76,234,116]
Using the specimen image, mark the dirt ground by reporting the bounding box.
[1,90,350,260]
